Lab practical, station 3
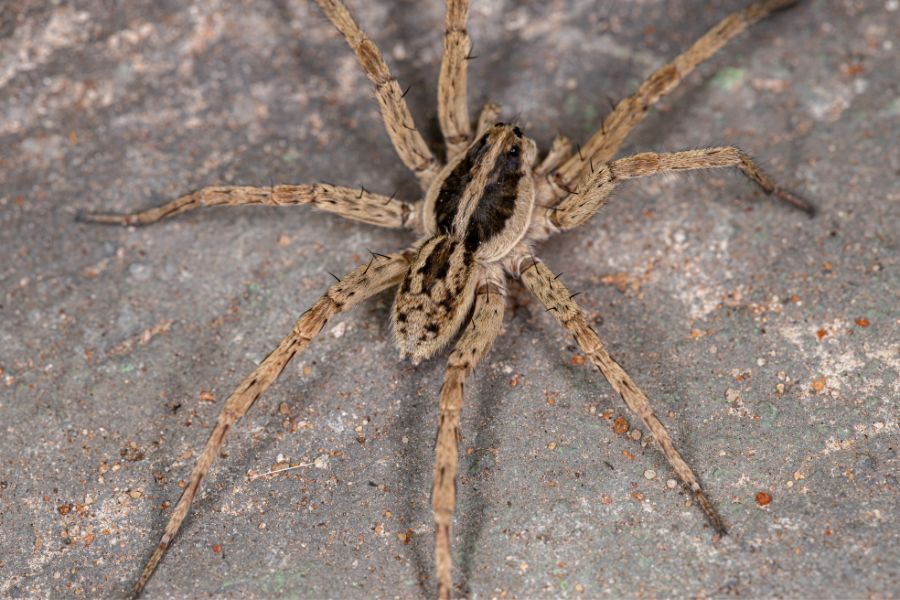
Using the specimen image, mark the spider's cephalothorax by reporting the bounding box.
[83,1,813,598]
[394,124,537,363]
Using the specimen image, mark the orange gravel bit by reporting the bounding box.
[397,529,413,545]
[755,491,772,506]
[612,416,630,435]
[855,317,869,327]
[812,376,827,394]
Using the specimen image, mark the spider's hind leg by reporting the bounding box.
[130,251,412,598]
[432,275,506,600]
[79,183,418,230]
[514,252,727,535]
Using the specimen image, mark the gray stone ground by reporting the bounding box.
[1,1,898,598]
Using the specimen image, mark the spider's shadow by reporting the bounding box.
[391,327,508,598]
[456,371,504,595]
[393,361,439,595]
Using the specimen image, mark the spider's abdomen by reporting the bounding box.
[392,235,478,365]
[423,124,537,262]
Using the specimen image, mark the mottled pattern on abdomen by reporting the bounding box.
[392,235,479,364]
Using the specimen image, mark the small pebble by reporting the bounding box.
[643,469,656,480]
[330,321,347,338]
[630,429,642,441]
[612,416,629,435]
[666,479,677,489]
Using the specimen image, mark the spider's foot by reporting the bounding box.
[756,0,803,15]
[694,489,728,537]
[75,211,136,226]
[773,188,816,217]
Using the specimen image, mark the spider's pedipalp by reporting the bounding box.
[439,0,473,161]
[131,252,411,597]
[514,251,727,536]
[79,184,417,229]
[475,102,502,139]
[432,273,506,600]
[315,0,440,189]
[535,135,574,177]
[554,0,804,190]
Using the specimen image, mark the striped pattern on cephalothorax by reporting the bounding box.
[393,124,537,363]
[424,124,537,260]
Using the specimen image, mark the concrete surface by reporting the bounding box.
[1,1,898,598]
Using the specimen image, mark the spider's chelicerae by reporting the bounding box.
[85,0,814,597]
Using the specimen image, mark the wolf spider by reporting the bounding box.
[84,0,813,597]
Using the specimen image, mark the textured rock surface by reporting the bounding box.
[1,1,897,598]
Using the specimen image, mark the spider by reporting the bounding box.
[83,0,814,597]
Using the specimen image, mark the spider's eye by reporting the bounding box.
[508,145,519,156]
[512,126,522,137]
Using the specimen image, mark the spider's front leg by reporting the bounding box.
[131,251,411,598]
[511,252,727,535]
[315,0,440,189]
[432,275,506,600]
[438,0,473,161]
[539,146,813,236]
[555,0,802,190]
[79,183,418,230]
